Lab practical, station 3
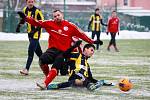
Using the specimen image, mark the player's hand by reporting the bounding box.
[87,29,90,32]
[94,40,103,45]
[106,32,109,35]
[118,32,119,35]
[17,11,26,19]
[87,27,90,32]
[98,80,114,86]
[63,40,82,58]
[73,40,82,48]
[16,24,20,33]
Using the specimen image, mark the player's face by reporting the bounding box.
[95,10,100,15]
[26,0,34,8]
[84,47,95,58]
[112,12,117,17]
[53,11,64,23]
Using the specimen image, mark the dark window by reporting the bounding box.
[124,0,128,6]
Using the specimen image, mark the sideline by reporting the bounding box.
[0,30,150,41]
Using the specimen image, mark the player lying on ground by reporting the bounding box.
[37,41,113,91]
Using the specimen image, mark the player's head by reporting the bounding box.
[83,44,95,58]
[95,8,100,15]
[53,9,64,23]
[26,0,35,8]
[112,10,117,17]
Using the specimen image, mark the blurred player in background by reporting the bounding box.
[16,0,44,75]
[106,10,120,52]
[88,8,107,50]
[17,9,103,87]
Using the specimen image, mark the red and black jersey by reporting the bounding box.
[107,17,120,33]
[26,17,94,51]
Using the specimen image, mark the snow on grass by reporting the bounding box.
[0,30,150,41]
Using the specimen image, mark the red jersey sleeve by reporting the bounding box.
[26,16,49,29]
[70,23,94,44]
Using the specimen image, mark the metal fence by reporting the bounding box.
[2,0,150,33]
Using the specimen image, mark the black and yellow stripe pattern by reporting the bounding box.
[23,6,44,39]
[90,14,102,31]
[69,52,89,78]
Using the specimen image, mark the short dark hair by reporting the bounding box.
[26,0,35,1]
[95,8,99,12]
[83,44,95,51]
[112,10,116,13]
[53,9,62,13]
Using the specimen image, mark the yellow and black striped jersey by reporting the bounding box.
[23,6,44,39]
[89,14,102,31]
[68,52,91,78]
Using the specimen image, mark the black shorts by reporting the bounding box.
[39,48,63,65]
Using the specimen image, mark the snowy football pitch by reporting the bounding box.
[0,40,150,100]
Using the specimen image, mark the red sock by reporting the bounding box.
[44,68,57,86]
[40,64,49,76]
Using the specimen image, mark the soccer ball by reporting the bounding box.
[118,78,133,92]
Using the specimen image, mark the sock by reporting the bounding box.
[44,68,57,87]
[40,64,49,76]
[26,56,33,70]
[57,80,75,88]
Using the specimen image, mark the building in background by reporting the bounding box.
[41,0,96,11]
[0,0,3,32]
[0,0,150,32]
[96,0,150,10]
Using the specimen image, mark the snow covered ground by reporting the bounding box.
[0,30,149,41]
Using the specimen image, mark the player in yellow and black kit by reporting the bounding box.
[16,0,44,75]
[88,8,107,50]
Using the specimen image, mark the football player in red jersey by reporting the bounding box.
[17,9,103,89]
[107,11,120,52]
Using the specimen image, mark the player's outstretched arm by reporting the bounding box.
[63,40,82,58]
[17,11,46,28]
[16,19,25,33]
[17,11,26,19]
[94,39,103,45]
